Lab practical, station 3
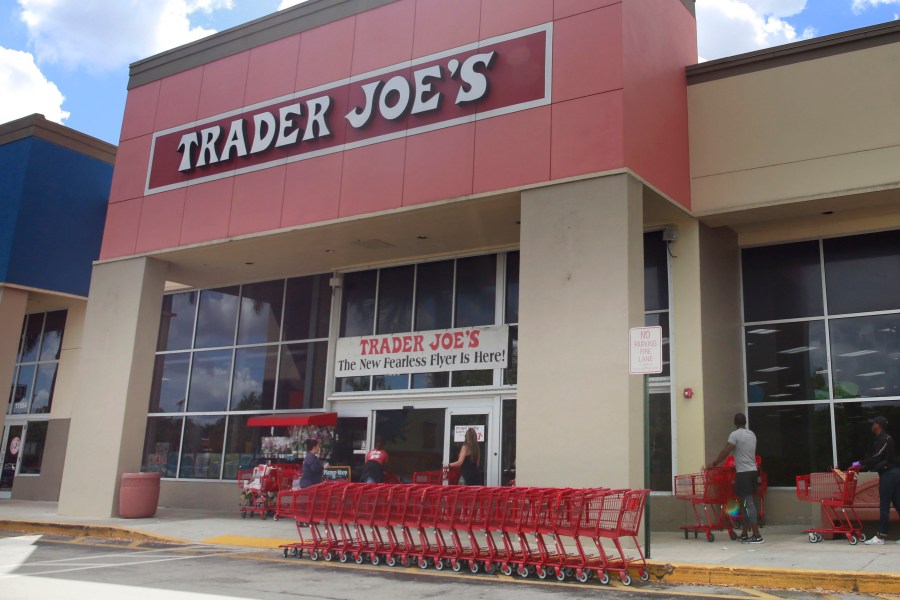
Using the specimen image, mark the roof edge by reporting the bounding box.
[0,114,117,165]
[127,0,398,90]
[687,19,900,85]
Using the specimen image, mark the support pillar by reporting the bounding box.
[0,286,28,436]
[58,257,167,517]
[516,174,646,489]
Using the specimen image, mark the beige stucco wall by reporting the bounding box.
[58,257,167,517]
[516,174,646,489]
[689,42,900,215]
[0,286,28,437]
[11,419,70,501]
[159,480,234,513]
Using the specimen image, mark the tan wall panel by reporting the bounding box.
[159,481,234,513]
[689,42,900,213]
[516,175,645,489]
[50,302,86,420]
[737,205,900,247]
[0,287,28,436]
[58,257,167,517]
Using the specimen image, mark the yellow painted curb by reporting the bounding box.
[651,561,900,594]
[202,535,297,549]
[0,519,188,545]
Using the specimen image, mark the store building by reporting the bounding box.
[14,0,892,521]
[0,114,115,501]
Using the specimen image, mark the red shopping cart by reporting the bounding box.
[674,467,737,542]
[411,466,461,485]
[238,464,279,519]
[796,467,864,545]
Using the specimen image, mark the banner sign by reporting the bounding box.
[145,24,552,195]
[335,325,509,377]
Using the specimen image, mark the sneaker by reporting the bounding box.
[739,534,749,542]
[746,536,765,544]
[864,536,884,545]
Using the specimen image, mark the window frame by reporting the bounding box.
[8,311,66,417]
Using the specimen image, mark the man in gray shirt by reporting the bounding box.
[710,413,763,544]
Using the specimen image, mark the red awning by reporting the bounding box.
[246,413,338,428]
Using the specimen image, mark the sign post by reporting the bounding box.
[629,326,664,560]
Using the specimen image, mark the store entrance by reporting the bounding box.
[446,410,490,486]
[0,424,24,499]
[374,408,446,483]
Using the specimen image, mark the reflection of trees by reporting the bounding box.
[235,392,262,411]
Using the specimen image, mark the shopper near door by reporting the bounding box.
[447,427,483,486]
[855,416,900,545]
[361,437,389,483]
[710,413,764,544]
[298,439,324,489]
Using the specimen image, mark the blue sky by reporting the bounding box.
[1,0,898,145]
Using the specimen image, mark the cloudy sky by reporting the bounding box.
[1,0,898,143]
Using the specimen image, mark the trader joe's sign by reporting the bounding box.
[335,325,509,377]
[146,24,552,194]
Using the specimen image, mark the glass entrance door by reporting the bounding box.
[1,424,24,498]
[446,410,491,486]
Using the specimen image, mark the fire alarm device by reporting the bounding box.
[683,388,694,399]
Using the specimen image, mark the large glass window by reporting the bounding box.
[742,229,900,485]
[145,275,331,480]
[9,311,66,416]
[336,252,515,393]
[644,232,672,492]
[18,421,48,475]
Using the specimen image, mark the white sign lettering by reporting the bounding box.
[335,325,509,378]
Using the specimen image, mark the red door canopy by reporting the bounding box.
[246,413,338,428]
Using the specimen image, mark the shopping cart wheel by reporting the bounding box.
[273,515,279,521]
[535,566,548,580]
[500,563,513,576]
[808,533,819,543]
[729,531,738,541]
[640,569,650,582]
[322,550,333,562]
[576,570,590,584]
[309,550,320,561]
[291,548,300,558]
[354,553,365,565]
[849,535,859,546]
[451,560,463,573]
[241,512,247,519]
[400,556,410,567]
[621,573,633,586]
[385,555,396,567]
[419,558,429,570]
[517,565,530,579]
[555,568,567,582]
[683,530,688,540]
[470,561,481,575]
[484,562,495,575]
[338,551,348,563]
[598,572,610,585]
[370,554,381,566]
[706,532,715,543]
[282,548,289,558]
[859,533,867,542]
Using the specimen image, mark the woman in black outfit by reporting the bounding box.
[447,428,483,486]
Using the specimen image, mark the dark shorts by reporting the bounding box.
[735,470,759,497]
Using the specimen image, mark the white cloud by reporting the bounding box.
[278,0,308,9]
[696,0,816,61]
[0,46,69,124]
[852,0,900,13]
[17,0,235,72]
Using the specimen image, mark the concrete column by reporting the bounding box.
[516,174,646,489]
[670,221,744,473]
[58,257,167,517]
[0,286,29,436]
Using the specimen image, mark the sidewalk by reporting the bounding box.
[2,500,899,593]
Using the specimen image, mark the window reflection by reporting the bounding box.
[415,260,454,331]
[742,241,823,322]
[157,292,197,351]
[377,266,414,334]
[30,364,57,414]
[649,391,672,491]
[373,374,409,390]
[276,342,327,410]
[39,311,66,361]
[10,365,36,414]
[644,232,669,312]
[745,321,829,402]
[224,415,264,479]
[455,255,496,328]
[411,372,449,389]
[340,271,376,337]
[750,404,833,487]
[142,416,183,477]
[503,326,518,385]
[195,287,239,348]
[179,415,225,479]
[18,314,44,363]
[230,346,278,411]
[830,314,900,399]
[187,350,232,412]
[237,280,284,345]
[824,230,900,315]
[505,252,520,324]
[149,353,189,413]
[834,401,900,469]
[283,274,331,341]
[644,313,671,378]
[19,421,48,475]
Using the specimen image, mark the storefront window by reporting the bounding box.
[9,311,66,416]
[741,230,900,485]
[411,372,450,389]
[644,231,672,491]
[377,266,414,334]
[749,404,833,487]
[415,260,454,330]
[501,399,516,486]
[455,255,496,328]
[504,326,518,386]
[742,241,823,322]
[648,391,672,491]
[375,409,445,483]
[195,287,240,348]
[18,421,48,475]
[505,252,520,324]
[146,275,332,479]
[745,321,829,402]
[340,270,377,337]
[157,292,197,351]
[237,280,284,345]
[179,415,225,479]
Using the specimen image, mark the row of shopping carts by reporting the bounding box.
[276,482,650,585]
[237,463,300,519]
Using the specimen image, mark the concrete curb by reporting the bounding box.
[0,519,188,545]
[2,519,898,594]
[652,561,900,594]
